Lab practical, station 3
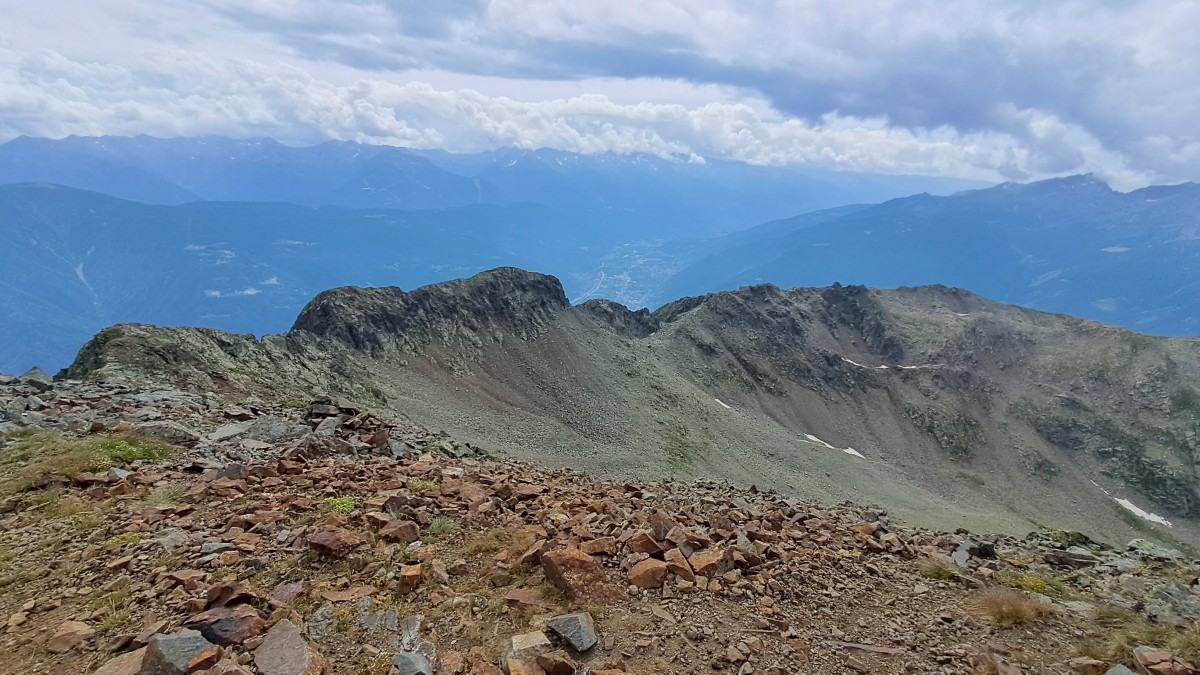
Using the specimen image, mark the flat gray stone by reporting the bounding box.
[389,652,433,675]
[141,629,214,675]
[208,423,250,442]
[545,612,598,652]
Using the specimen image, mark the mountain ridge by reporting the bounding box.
[61,268,1200,550]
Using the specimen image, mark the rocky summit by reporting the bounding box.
[3,367,1200,673]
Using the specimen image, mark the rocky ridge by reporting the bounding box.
[3,373,1200,673]
[59,268,1200,548]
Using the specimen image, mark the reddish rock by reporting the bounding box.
[185,604,267,645]
[46,620,95,654]
[379,519,421,544]
[688,547,731,577]
[364,511,392,528]
[536,650,577,675]
[580,537,618,556]
[92,647,147,675]
[188,646,223,671]
[627,559,669,589]
[542,548,608,602]
[664,548,695,582]
[626,532,663,556]
[395,564,423,594]
[517,540,547,566]
[306,528,361,557]
[268,581,310,607]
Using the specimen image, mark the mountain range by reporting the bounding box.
[67,267,1200,549]
[2,136,1200,378]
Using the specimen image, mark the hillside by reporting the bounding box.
[662,176,1200,336]
[62,268,1200,551]
[4,378,1200,674]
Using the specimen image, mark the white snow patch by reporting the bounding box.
[1115,498,1173,528]
[804,433,834,449]
[842,357,888,370]
[803,433,865,459]
[714,398,731,409]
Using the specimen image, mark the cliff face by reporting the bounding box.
[64,267,1200,548]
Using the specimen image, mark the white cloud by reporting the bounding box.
[205,287,262,298]
[0,47,1158,187]
[2,1,1199,187]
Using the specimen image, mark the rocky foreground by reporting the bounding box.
[2,371,1200,674]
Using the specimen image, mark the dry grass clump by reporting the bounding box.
[0,430,174,497]
[1076,604,1200,664]
[979,589,1055,627]
[464,527,535,557]
[918,559,959,581]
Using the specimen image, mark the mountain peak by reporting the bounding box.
[291,267,569,355]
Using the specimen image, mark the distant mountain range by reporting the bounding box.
[0,135,981,236]
[2,135,1199,374]
[663,175,1200,336]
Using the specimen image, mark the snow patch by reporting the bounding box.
[714,398,731,409]
[803,433,864,459]
[1115,498,1173,528]
[842,357,888,370]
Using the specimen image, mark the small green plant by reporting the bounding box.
[0,431,174,498]
[424,517,458,539]
[93,436,174,464]
[324,496,360,515]
[210,567,236,582]
[408,479,440,493]
[918,560,959,581]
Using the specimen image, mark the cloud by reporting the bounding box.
[0,47,1157,187]
[2,1,1199,187]
[205,287,261,298]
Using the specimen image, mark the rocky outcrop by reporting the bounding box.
[291,267,570,356]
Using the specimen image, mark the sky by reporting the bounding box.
[1,1,1198,189]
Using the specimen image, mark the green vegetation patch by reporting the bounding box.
[0,430,175,498]
[323,496,360,515]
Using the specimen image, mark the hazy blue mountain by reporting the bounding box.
[0,136,984,236]
[662,175,1200,336]
[0,184,609,373]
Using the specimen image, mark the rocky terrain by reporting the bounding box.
[60,268,1200,549]
[3,370,1200,674]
